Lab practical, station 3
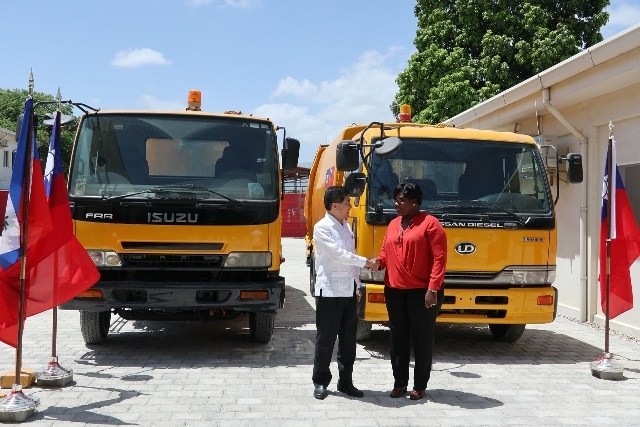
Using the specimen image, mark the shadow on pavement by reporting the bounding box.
[26,386,140,425]
[360,322,605,365]
[352,388,503,409]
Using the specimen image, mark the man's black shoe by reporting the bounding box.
[337,381,364,398]
[313,384,328,400]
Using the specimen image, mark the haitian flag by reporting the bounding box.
[0,97,53,346]
[599,140,640,319]
[0,110,99,346]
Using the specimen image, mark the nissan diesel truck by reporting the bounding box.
[305,105,582,342]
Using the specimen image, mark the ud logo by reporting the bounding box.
[455,242,476,255]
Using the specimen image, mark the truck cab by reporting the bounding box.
[62,91,299,344]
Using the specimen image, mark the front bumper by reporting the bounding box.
[61,277,286,313]
[359,283,557,324]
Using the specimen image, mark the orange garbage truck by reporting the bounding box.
[304,106,582,342]
[61,91,299,344]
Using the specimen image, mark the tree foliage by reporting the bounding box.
[0,88,76,172]
[393,0,609,123]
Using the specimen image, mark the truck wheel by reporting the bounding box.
[309,252,316,296]
[489,324,526,342]
[250,312,275,343]
[356,318,372,342]
[80,311,111,345]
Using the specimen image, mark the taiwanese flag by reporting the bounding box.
[0,98,53,345]
[324,166,335,188]
[0,109,100,346]
[599,140,640,319]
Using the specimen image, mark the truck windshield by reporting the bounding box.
[367,138,552,214]
[68,114,279,201]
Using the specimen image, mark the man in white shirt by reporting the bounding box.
[312,186,377,399]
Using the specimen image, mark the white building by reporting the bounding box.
[0,128,17,190]
[446,25,640,338]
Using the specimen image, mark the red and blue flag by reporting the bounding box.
[599,140,640,319]
[0,98,51,270]
[0,106,98,346]
[0,98,53,345]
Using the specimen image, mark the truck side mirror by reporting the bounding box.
[336,141,359,171]
[15,112,76,141]
[282,137,300,170]
[344,172,366,197]
[565,153,583,183]
[42,112,76,127]
[374,137,402,158]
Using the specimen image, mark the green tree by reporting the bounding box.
[0,88,76,172]
[393,0,609,123]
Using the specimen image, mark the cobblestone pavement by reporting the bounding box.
[1,238,640,426]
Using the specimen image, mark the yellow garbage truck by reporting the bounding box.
[304,106,582,342]
[62,91,299,344]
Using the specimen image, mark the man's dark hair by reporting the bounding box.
[393,182,422,205]
[324,186,350,210]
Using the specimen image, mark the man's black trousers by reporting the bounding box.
[312,295,357,387]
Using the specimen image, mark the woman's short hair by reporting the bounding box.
[393,182,422,205]
[324,186,350,210]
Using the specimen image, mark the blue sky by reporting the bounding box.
[2,1,639,164]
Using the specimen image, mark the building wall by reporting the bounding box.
[0,128,17,190]
[445,27,640,338]
[507,83,640,337]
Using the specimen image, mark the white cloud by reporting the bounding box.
[138,94,184,111]
[224,0,261,8]
[602,1,640,39]
[187,0,214,5]
[259,48,407,163]
[111,48,171,68]
[272,77,318,98]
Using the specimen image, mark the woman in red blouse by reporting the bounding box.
[376,182,447,401]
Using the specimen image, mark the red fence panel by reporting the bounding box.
[281,193,306,237]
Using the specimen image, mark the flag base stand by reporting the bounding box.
[34,357,73,387]
[590,353,624,381]
[0,384,39,423]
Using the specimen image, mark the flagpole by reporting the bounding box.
[14,89,34,390]
[590,119,624,380]
[35,90,73,387]
[605,130,612,355]
[0,71,39,423]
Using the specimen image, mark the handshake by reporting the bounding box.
[365,258,380,270]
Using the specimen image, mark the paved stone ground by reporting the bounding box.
[1,237,640,426]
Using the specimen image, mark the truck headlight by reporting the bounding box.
[87,250,122,267]
[359,267,386,283]
[499,267,555,285]
[224,252,272,268]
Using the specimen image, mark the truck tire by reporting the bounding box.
[489,324,526,342]
[250,312,275,344]
[356,318,372,342]
[80,311,111,345]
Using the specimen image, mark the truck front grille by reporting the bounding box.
[445,271,497,281]
[121,254,225,268]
